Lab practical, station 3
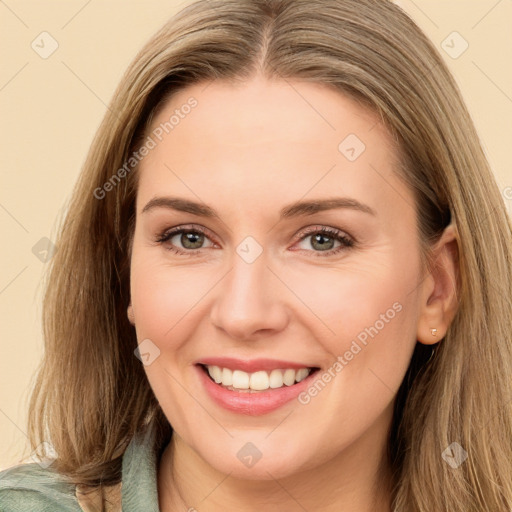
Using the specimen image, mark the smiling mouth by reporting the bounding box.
[198,364,321,393]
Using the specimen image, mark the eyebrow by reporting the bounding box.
[141,196,376,218]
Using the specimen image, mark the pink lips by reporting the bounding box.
[195,358,319,416]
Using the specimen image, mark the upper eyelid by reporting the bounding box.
[160,224,217,243]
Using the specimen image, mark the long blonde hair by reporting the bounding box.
[27,0,512,509]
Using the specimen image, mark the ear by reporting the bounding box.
[417,223,460,345]
[127,303,135,325]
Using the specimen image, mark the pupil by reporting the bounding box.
[313,234,334,251]
[182,232,203,249]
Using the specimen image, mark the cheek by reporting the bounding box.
[132,264,190,338]
[130,247,223,355]
[129,252,212,430]
[283,247,419,350]
[286,249,421,403]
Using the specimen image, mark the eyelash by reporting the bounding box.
[155,224,355,258]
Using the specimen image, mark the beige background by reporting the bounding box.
[0,0,511,470]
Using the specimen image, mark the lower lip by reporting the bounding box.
[196,365,319,415]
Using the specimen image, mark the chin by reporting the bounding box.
[198,440,312,481]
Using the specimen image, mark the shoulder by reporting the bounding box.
[0,462,123,512]
[0,462,82,511]
[0,424,161,512]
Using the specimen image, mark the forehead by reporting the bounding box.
[136,77,413,225]
[147,77,388,151]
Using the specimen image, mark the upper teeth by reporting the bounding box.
[206,365,311,391]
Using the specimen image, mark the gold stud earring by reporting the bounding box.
[430,328,438,337]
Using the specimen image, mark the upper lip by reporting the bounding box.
[196,357,318,373]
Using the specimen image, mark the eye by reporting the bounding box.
[155,225,215,256]
[292,226,354,257]
[155,224,355,258]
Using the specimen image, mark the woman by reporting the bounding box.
[1,0,511,510]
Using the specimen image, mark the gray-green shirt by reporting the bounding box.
[0,425,163,511]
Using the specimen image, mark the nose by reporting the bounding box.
[209,248,289,341]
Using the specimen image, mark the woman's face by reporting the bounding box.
[130,76,426,479]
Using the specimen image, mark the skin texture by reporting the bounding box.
[128,76,459,511]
